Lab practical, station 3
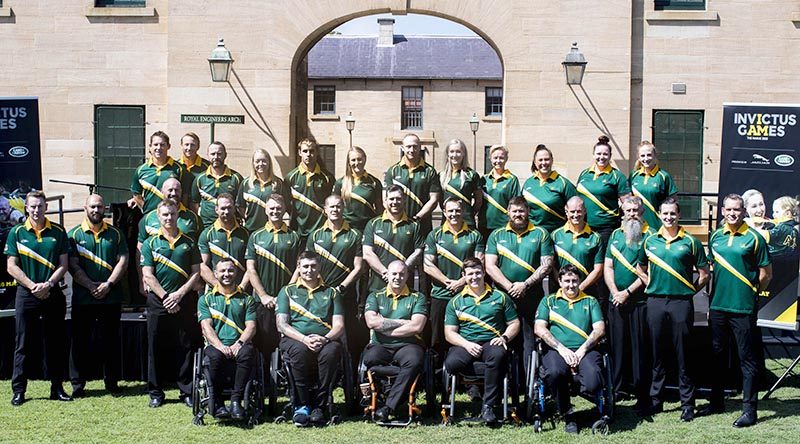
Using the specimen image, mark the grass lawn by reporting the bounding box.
[1,360,799,444]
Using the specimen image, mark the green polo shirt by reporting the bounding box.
[68,220,128,305]
[639,227,708,297]
[190,166,244,228]
[709,223,770,314]
[180,155,210,179]
[140,229,200,294]
[284,163,335,239]
[306,221,362,288]
[197,220,249,274]
[383,159,442,222]
[4,218,69,284]
[605,223,655,304]
[442,168,481,229]
[629,166,678,229]
[276,281,343,336]
[364,286,428,346]
[245,222,301,297]
[236,175,291,233]
[130,157,192,213]
[198,286,257,346]
[576,165,630,231]
[535,290,603,351]
[479,170,521,232]
[550,223,603,280]
[137,204,202,243]
[486,222,553,284]
[445,284,518,343]
[333,173,384,231]
[424,221,485,300]
[765,218,798,258]
[522,171,578,233]
[362,212,424,292]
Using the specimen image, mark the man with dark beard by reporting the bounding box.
[603,196,653,411]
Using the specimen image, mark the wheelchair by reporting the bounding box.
[190,346,266,426]
[440,349,522,425]
[358,347,437,426]
[526,341,615,435]
[269,342,356,425]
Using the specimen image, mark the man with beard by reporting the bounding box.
[198,193,249,289]
[603,196,654,411]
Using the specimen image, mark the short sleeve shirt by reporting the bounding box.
[333,174,384,231]
[362,213,424,292]
[190,166,244,228]
[284,163,335,239]
[197,286,257,346]
[485,222,553,284]
[442,168,481,228]
[236,175,291,234]
[576,165,630,231]
[130,157,192,214]
[138,204,202,243]
[639,227,708,297]
[479,170,521,232]
[709,223,770,314]
[245,222,301,297]
[424,221,485,300]
[68,220,129,305]
[535,290,603,351]
[276,282,342,336]
[364,286,428,346]
[383,160,441,223]
[306,221,363,288]
[628,166,678,229]
[522,171,577,233]
[197,221,249,275]
[604,224,655,303]
[444,284,518,343]
[4,218,69,284]
[180,155,210,179]
[140,230,201,294]
[550,223,603,280]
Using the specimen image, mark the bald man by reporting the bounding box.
[550,197,604,302]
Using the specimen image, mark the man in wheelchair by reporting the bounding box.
[534,264,605,434]
[363,260,428,423]
[444,257,520,424]
[197,258,258,419]
[276,251,344,427]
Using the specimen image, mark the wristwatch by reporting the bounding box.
[236,340,245,346]
[501,334,510,343]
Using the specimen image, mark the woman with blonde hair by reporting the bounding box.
[628,141,678,229]
[236,148,290,232]
[439,139,481,229]
[333,146,383,230]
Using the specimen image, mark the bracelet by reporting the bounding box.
[236,340,244,346]
[625,288,631,296]
[501,334,509,343]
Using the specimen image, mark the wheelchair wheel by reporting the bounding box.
[592,418,610,435]
[191,351,203,417]
[532,417,542,433]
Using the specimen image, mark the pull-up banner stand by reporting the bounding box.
[719,103,800,331]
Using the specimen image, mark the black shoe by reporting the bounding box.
[149,397,163,408]
[646,402,663,416]
[49,387,74,402]
[105,383,122,394]
[733,411,757,428]
[11,393,25,407]
[71,388,86,399]
[467,384,482,403]
[309,407,326,426]
[680,407,694,422]
[480,404,497,424]
[697,403,725,417]
[230,401,244,420]
[374,405,391,422]
[564,416,579,434]
[214,405,231,419]
[179,394,193,408]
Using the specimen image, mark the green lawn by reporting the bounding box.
[1,360,799,443]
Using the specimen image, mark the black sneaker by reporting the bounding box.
[292,406,310,427]
[309,407,326,426]
[564,414,578,434]
[480,404,497,424]
[214,405,231,419]
[71,388,86,399]
[374,405,391,422]
[680,407,694,422]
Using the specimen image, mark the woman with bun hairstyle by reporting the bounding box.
[522,144,577,233]
[628,141,678,229]
[333,146,383,231]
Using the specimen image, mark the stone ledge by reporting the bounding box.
[792,13,800,23]
[645,10,719,22]
[482,115,502,123]
[309,114,340,121]
[85,6,156,18]
[0,7,12,17]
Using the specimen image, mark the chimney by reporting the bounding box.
[377,18,395,47]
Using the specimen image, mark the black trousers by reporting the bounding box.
[445,342,507,407]
[607,299,650,403]
[511,291,542,382]
[594,225,617,314]
[430,298,450,364]
[647,296,694,407]
[280,336,342,408]
[254,303,278,358]
[146,292,196,400]
[709,309,759,413]
[363,343,425,410]
[12,287,67,394]
[204,343,256,404]
[541,348,603,414]
[70,303,121,391]
[342,288,369,379]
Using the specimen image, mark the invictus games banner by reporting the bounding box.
[0,97,42,308]
[719,103,800,330]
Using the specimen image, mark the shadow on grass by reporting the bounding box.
[81,382,148,398]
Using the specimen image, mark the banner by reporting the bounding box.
[719,103,800,330]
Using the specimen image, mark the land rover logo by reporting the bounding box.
[9,146,29,158]
[774,154,794,167]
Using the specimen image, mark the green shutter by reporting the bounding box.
[655,0,705,11]
[94,105,146,204]
[95,0,146,7]
[652,110,704,223]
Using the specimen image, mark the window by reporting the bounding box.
[652,110,704,223]
[317,144,336,175]
[94,105,146,204]
[95,0,146,6]
[401,86,423,130]
[654,0,705,10]
[485,87,503,116]
[313,86,336,115]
